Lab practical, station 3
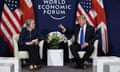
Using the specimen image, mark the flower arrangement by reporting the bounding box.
[46,31,67,49]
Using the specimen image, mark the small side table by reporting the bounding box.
[47,49,64,66]
[0,63,14,72]
[0,57,21,72]
[104,62,120,72]
[93,56,120,72]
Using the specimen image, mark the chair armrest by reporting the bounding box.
[13,34,19,57]
[68,35,75,46]
[91,40,99,57]
[67,35,75,59]
[39,40,44,59]
[94,40,98,49]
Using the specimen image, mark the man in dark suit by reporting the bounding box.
[59,15,96,69]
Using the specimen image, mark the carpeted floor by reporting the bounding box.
[22,63,92,72]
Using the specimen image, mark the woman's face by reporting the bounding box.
[29,21,35,30]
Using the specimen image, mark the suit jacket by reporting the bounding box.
[65,24,96,46]
[18,27,41,47]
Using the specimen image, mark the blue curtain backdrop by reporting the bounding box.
[32,0,77,39]
[103,0,120,56]
[0,0,120,56]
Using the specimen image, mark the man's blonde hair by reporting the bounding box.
[78,15,86,20]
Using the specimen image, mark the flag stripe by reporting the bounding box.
[15,9,21,19]
[77,4,94,26]
[77,8,82,15]
[4,4,21,32]
[1,21,12,37]
[13,10,22,27]
[101,26,105,52]
[0,25,13,44]
[2,12,17,34]
[3,9,19,34]
[87,13,95,26]
[97,0,104,8]
[89,10,96,19]
[104,29,108,53]
[0,25,13,52]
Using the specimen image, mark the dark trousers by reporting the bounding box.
[70,43,94,65]
[43,41,69,65]
[19,44,41,65]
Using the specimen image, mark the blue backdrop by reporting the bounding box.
[103,0,120,56]
[32,0,77,39]
[0,0,120,56]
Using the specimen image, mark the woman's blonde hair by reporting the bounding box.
[26,19,34,27]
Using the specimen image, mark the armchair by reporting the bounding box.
[68,35,98,59]
[13,34,44,59]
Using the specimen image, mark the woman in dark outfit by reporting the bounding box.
[18,19,41,70]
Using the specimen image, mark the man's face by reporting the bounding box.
[78,16,86,27]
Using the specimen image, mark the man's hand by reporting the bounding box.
[58,24,65,31]
[81,42,88,49]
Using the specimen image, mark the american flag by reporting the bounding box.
[0,0,35,53]
[76,0,108,54]
[0,0,21,53]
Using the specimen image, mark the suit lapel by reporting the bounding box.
[75,24,80,41]
[85,25,91,42]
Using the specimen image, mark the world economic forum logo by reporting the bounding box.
[38,0,72,20]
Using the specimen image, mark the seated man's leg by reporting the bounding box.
[70,43,81,65]
[83,44,94,63]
